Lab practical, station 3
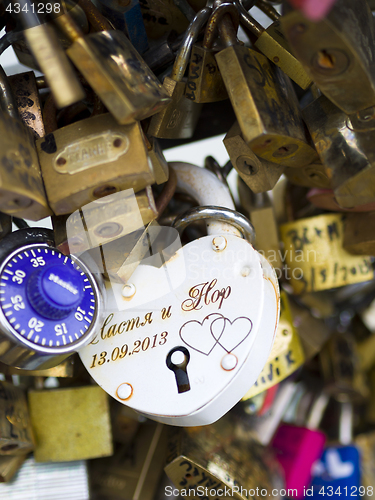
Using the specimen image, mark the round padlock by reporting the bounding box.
[79,165,280,425]
[0,228,102,370]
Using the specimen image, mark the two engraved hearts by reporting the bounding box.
[179,313,253,356]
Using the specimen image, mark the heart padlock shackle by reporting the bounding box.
[79,163,280,426]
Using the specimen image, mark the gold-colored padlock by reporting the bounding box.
[281,0,375,114]
[89,423,166,500]
[0,455,26,483]
[21,21,85,109]
[8,71,45,139]
[28,385,113,462]
[0,68,51,221]
[237,0,312,89]
[279,213,374,294]
[54,13,170,124]
[0,382,34,456]
[242,291,305,399]
[215,7,317,168]
[343,212,375,256]
[184,4,233,103]
[224,121,284,193]
[238,177,282,269]
[143,134,169,184]
[165,417,282,500]
[303,95,375,208]
[320,331,369,403]
[36,113,156,215]
[147,8,209,138]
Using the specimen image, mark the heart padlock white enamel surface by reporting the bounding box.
[78,163,280,426]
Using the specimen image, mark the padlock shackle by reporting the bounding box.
[255,0,280,21]
[0,65,18,120]
[203,3,240,49]
[173,206,256,244]
[169,161,243,237]
[171,6,212,82]
[235,0,263,37]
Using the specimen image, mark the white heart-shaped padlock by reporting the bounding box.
[79,163,280,426]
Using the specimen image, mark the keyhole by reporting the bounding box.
[166,347,191,393]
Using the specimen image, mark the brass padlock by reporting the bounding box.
[214,7,317,168]
[89,422,167,500]
[0,67,51,221]
[279,213,374,294]
[8,71,45,139]
[165,416,282,499]
[284,162,332,190]
[53,187,157,253]
[143,134,169,184]
[28,385,113,462]
[0,454,26,482]
[18,17,85,109]
[147,8,210,138]
[281,0,375,114]
[303,95,375,208]
[224,121,284,193]
[242,291,305,399]
[237,1,312,89]
[238,177,282,270]
[343,212,375,256]
[36,113,156,215]
[0,381,34,456]
[54,13,170,124]
[320,331,369,403]
[184,4,234,103]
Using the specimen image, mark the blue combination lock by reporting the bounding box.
[0,228,102,370]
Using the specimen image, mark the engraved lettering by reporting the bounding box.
[181,279,231,311]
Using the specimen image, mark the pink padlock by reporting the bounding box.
[289,0,337,20]
[271,392,328,499]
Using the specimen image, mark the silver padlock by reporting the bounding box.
[79,162,280,426]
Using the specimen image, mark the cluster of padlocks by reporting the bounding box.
[1,0,375,497]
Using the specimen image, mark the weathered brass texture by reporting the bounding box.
[282,0,375,114]
[0,382,34,456]
[36,113,155,215]
[28,386,113,462]
[216,47,317,168]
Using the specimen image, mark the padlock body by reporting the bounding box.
[148,77,202,139]
[216,46,317,168]
[271,424,326,499]
[0,115,51,221]
[254,21,312,90]
[67,30,170,124]
[36,113,155,215]
[310,446,360,497]
[0,382,34,455]
[282,1,375,114]
[185,44,228,103]
[79,234,280,426]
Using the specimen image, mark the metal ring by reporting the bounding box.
[172,205,256,244]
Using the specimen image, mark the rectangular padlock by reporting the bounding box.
[0,381,34,456]
[8,71,45,139]
[36,113,156,215]
[28,385,113,462]
[54,14,170,124]
[281,0,375,114]
[89,422,166,500]
[0,454,26,482]
[214,15,318,168]
[224,121,284,192]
